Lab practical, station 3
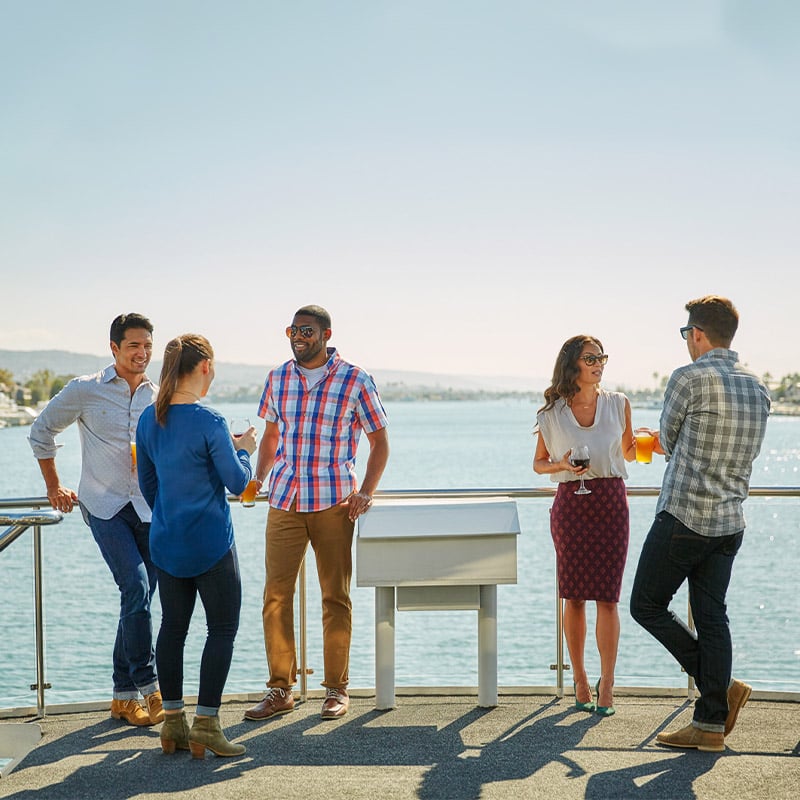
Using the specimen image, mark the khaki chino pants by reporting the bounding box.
[263,500,354,690]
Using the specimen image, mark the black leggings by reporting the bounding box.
[156,546,241,713]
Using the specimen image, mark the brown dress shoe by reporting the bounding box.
[244,688,295,721]
[145,690,165,724]
[656,723,724,753]
[320,688,349,719]
[110,698,154,727]
[725,679,752,736]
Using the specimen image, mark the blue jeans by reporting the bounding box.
[86,503,158,699]
[156,546,241,715]
[630,511,743,731]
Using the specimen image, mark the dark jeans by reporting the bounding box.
[156,546,241,714]
[630,511,743,731]
[87,503,158,698]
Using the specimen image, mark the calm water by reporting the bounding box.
[1,400,798,708]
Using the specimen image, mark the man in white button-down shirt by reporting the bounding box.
[29,313,164,727]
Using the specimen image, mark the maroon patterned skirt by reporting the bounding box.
[550,477,629,603]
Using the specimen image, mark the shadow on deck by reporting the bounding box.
[0,694,798,799]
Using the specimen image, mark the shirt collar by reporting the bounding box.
[292,347,339,375]
[102,363,156,388]
[695,348,738,364]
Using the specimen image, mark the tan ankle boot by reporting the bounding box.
[188,715,246,759]
[145,690,165,724]
[160,711,190,754]
[110,698,152,726]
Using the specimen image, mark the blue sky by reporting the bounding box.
[2,2,798,387]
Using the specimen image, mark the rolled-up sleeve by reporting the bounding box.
[28,380,84,460]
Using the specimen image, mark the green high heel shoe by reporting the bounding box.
[595,678,615,717]
[573,682,596,713]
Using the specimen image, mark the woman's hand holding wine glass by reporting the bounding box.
[570,445,591,495]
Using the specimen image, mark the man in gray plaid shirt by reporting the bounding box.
[630,295,770,753]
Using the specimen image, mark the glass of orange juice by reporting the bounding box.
[634,429,655,464]
[130,441,137,469]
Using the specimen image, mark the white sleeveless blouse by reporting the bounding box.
[536,390,628,484]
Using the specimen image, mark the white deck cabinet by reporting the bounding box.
[356,498,520,709]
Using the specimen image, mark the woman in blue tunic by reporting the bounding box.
[137,333,257,758]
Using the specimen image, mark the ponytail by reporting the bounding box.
[155,334,214,426]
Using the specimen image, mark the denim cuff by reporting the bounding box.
[196,705,219,717]
[693,720,724,733]
[163,700,185,711]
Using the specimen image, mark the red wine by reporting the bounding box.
[570,458,590,469]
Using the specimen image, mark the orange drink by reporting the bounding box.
[634,429,655,464]
[130,441,137,469]
[240,479,258,507]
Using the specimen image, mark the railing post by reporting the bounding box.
[551,554,567,697]
[1,508,62,718]
[32,524,48,717]
[555,587,565,697]
[298,556,307,702]
[687,600,696,699]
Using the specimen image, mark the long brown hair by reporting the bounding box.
[538,335,604,414]
[155,334,214,426]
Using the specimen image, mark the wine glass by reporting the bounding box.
[230,418,251,437]
[570,445,591,495]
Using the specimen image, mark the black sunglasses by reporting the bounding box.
[680,324,704,340]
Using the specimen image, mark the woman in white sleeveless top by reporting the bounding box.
[534,335,636,717]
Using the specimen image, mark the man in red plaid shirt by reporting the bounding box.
[245,305,389,721]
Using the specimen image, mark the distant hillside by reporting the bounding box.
[0,349,110,380]
[0,349,547,397]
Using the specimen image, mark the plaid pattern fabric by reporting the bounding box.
[657,349,770,537]
[258,348,388,512]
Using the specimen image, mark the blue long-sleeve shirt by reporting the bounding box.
[136,402,252,577]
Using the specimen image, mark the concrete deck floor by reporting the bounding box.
[0,693,798,799]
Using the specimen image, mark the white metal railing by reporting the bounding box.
[0,505,64,717]
[3,487,800,716]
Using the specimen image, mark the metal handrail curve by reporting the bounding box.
[0,509,63,717]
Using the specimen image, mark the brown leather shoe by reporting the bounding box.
[725,679,752,736]
[145,690,165,724]
[320,688,349,719]
[656,723,724,753]
[110,698,154,727]
[244,688,295,721]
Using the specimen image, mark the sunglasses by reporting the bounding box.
[680,324,704,340]
[286,325,315,339]
[579,354,609,366]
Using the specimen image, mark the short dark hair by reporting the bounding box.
[110,313,153,346]
[295,305,331,330]
[685,296,738,347]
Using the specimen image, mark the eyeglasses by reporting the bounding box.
[579,354,609,366]
[286,325,315,339]
[680,324,704,340]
